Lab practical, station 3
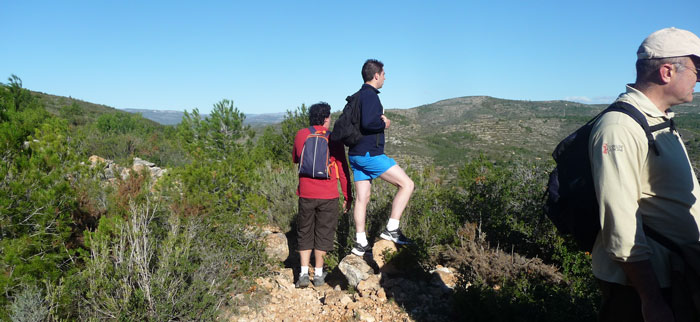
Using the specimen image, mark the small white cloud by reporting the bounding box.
[564,96,592,103]
[564,96,616,104]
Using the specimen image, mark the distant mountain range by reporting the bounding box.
[121,108,286,126]
[30,90,288,126]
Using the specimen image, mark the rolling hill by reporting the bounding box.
[380,93,700,170]
[30,89,700,170]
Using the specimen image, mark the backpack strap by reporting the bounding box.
[603,101,673,156]
[308,126,316,134]
[650,119,674,133]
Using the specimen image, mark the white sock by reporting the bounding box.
[387,218,400,231]
[315,267,323,277]
[356,232,368,246]
[300,266,308,276]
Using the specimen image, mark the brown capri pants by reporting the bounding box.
[297,197,340,252]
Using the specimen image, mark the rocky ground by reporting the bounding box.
[225,228,458,322]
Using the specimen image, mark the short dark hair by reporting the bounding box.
[635,56,687,83]
[362,59,384,82]
[309,102,331,126]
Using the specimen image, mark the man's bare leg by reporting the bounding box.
[353,180,372,233]
[351,180,373,255]
[379,165,414,220]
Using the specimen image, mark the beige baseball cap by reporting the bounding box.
[637,27,700,59]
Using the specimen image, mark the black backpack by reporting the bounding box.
[544,101,674,252]
[330,91,363,147]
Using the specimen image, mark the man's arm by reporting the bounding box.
[360,93,385,132]
[330,141,352,212]
[620,261,674,322]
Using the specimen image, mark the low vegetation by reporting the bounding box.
[3,75,699,320]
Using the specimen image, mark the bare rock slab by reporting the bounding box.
[338,255,373,288]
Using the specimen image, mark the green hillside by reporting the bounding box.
[30,90,164,127]
[382,93,700,170]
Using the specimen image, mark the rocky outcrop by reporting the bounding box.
[88,155,167,183]
[259,226,289,262]
[227,229,458,321]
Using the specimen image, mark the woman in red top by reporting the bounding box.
[292,102,352,288]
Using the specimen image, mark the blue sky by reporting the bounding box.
[2,1,699,115]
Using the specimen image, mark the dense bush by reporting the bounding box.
[72,109,188,167]
[71,188,267,320]
[449,156,598,321]
[0,77,87,319]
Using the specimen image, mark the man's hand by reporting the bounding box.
[620,260,675,322]
[641,300,674,322]
[381,115,391,129]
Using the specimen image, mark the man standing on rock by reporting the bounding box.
[293,102,353,288]
[349,59,415,256]
[590,27,700,321]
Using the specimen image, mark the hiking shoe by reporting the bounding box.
[313,272,327,287]
[295,273,310,288]
[380,228,412,245]
[351,242,372,256]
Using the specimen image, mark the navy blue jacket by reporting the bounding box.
[348,84,386,156]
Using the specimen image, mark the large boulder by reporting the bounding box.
[263,232,289,262]
[338,255,374,288]
[372,240,399,274]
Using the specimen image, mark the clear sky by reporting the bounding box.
[2,1,699,115]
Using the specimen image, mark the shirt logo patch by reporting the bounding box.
[602,143,623,154]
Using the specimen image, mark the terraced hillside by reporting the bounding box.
[381,93,700,170]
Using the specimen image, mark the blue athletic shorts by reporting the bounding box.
[348,152,397,182]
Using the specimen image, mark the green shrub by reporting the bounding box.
[73,192,268,320]
[177,99,254,160]
[450,156,598,321]
[252,161,298,231]
[453,272,595,322]
[9,284,48,322]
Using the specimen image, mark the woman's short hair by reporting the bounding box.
[309,102,331,126]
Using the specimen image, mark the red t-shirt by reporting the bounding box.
[293,125,352,201]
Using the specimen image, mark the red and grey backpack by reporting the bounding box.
[298,127,338,179]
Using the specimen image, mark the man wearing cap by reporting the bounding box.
[590,27,700,321]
